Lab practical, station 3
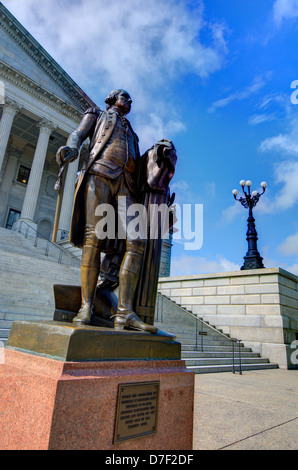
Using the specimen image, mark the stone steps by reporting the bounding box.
[0,228,81,344]
[0,305,54,316]
[181,350,260,358]
[0,320,13,328]
[0,319,13,344]
[156,293,279,374]
[188,363,278,374]
[0,328,10,339]
[182,344,251,352]
[57,240,82,260]
[156,324,226,337]
[0,274,79,289]
[0,227,79,267]
[180,340,238,348]
[0,257,80,277]
[183,356,269,366]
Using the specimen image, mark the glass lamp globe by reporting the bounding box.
[239,180,246,186]
[252,191,258,196]
[232,189,238,195]
[261,181,267,188]
[246,180,252,187]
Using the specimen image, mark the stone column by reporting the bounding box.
[57,157,80,240]
[0,146,23,227]
[0,100,20,173]
[14,118,56,234]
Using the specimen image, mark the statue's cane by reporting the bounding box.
[52,165,67,243]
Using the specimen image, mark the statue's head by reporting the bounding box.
[105,89,132,115]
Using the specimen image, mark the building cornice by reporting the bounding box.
[0,2,96,113]
[0,59,85,123]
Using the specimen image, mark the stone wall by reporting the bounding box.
[158,268,298,369]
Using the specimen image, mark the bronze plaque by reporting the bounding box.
[114,381,160,444]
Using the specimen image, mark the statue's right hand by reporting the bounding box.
[56,146,78,167]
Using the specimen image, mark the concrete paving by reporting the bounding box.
[193,369,298,450]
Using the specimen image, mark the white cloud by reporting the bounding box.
[171,254,239,276]
[248,114,275,126]
[136,113,186,153]
[278,231,298,255]
[272,161,298,210]
[258,93,290,113]
[273,0,298,27]
[2,0,228,150]
[171,180,192,203]
[284,262,298,275]
[259,118,298,212]
[250,160,298,213]
[260,123,298,156]
[254,247,298,275]
[170,179,216,208]
[263,254,298,276]
[208,72,272,113]
[248,92,291,126]
[221,202,243,223]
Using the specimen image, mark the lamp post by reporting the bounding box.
[232,180,267,270]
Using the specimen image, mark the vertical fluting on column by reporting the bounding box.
[0,100,20,172]
[0,146,23,226]
[20,118,56,223]
[57,157,79,239]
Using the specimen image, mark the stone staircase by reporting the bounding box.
[56,239,82,261]
[0,227,80,267]
[155,294,279,374]
[0,228,81,345]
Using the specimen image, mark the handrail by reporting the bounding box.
[157,293,242,375]
[17,220,80,268]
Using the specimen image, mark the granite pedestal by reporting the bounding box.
[0,322,194,450]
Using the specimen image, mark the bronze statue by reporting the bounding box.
[56,89,177,334]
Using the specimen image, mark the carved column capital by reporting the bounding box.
[2,98,21,116]
[38,118,56,136]
[38,117,56,130]
[0,98,21,171]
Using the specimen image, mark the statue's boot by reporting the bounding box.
[73,247,100,325]
[115,311,158,333]
[114,251,158,334]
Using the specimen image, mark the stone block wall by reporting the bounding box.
[158,268,298,369]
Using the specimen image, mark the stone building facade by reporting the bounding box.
[0,3,96,241]
[0,3,173,276]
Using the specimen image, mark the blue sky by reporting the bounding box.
[3,0,298,276]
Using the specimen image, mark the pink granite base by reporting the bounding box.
[0,349,194,450]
